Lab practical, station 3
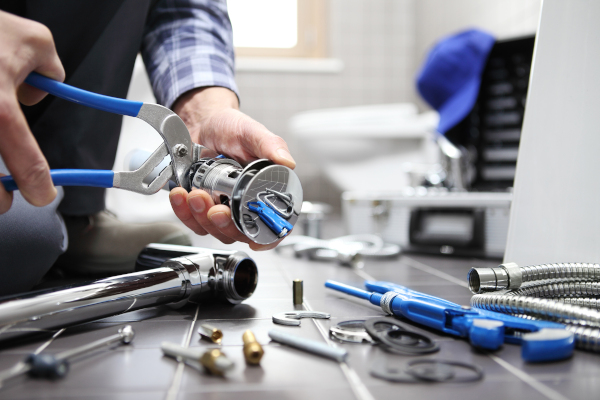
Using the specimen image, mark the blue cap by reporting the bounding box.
[416,29,496,134]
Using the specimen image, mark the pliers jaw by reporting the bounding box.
[136,104,195,191]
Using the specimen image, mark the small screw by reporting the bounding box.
[173,144,188,157]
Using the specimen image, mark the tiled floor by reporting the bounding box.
[0,233,598,400]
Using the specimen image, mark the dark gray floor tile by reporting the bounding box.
[179,343,348,392]
[538,377,600,400]
[189,317,325,347]
[178,387,357,400]
[367,378,547,400]
[0,348,175,398]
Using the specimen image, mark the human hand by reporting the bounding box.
[0,10,65,214]
[169,87,296,250]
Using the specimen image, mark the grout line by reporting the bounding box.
[487,354,569,400]
[276,263,375,400]
[401,256,469,288]
[165,305,200,400]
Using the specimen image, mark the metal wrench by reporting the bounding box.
[272,311,330,326]
[1,72,195,194]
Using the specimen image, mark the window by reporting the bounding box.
[227,0,327,58]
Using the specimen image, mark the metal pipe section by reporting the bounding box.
[0,244,258,343]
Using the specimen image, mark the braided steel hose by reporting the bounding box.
[509,281,600,299]
[468,262,600,351]
[468,262,600,294]
[470,293,600,326]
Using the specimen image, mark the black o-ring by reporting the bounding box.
[365,317,437,354]
[364,317,410,343]
[370,361,421,383]
[406,359,484,383]
[379,329,439,355]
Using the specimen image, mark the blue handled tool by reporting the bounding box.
[1,72,196,194]
[325,280,575,362]
[247,201,293,237]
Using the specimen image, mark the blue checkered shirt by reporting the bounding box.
[142,0,238,109]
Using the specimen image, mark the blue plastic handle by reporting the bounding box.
[25,72,143,117]
[247,201,293,237]
[324,280,574,362]
[1,169,114,191]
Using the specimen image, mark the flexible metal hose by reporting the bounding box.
[509,280,600,298]
[468,262,600,352]
[519,263,600,283]
[470,293,600,326]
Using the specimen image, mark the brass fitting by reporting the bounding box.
[242,330,264,365]
[293,279,303,305]
[198,324,223,344]
[199,349,234,375]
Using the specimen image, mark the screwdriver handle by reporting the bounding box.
[25,354,69,379]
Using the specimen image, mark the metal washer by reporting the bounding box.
[329,320,375,344]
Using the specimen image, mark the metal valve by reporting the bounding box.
[189,158,303,245]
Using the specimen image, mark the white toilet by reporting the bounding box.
[289,103,440,192]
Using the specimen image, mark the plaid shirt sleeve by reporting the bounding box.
[141,0,238,109]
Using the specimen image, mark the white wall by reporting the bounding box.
[109,0,542,221]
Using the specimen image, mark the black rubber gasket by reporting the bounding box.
[364,317,410,342]
[379,329,439,355]
[406,359,484,383]
[370,361,421,383]
[364,317,439,354]
[370,359,484,383]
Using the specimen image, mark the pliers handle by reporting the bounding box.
[1,72,195,194]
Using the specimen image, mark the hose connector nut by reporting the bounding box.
[198,324,223,344]
[200,349,234,375]
[467,262,522,294]
[242,330,264,365]
[501,262,522,289]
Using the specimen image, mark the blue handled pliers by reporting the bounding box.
[325,280,575,362]
[1,72,198,194]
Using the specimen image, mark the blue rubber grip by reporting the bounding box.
[1,170,114,191]
[26,72,143,117]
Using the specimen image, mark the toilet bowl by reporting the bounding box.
[289,103,439,192]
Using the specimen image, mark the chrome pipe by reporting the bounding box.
[0,244,258,343]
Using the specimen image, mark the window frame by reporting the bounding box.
[232,0,327,58]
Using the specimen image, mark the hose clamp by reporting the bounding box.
[380,292,398,315]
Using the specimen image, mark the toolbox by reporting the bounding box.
[342,190,511,258]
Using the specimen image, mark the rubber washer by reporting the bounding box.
[379,329,439,355]
[365,317,437,354]
[406,359,484,383]
[364,317,413,343]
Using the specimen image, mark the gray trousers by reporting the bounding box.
[0,159,67,296]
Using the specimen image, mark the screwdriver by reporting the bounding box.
[0,325,134,386]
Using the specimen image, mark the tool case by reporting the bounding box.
[342,36,534,258]
[342,190,511,258]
